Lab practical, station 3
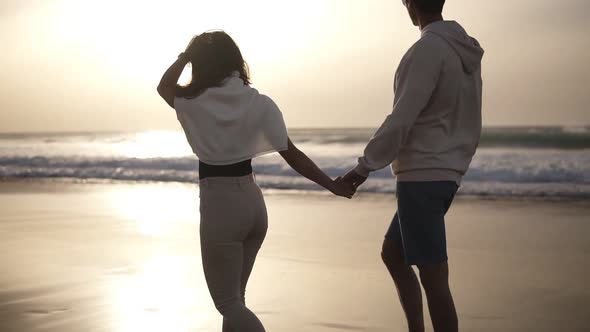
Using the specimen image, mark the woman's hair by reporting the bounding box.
[412,0,445,14]
[176,31,251,99]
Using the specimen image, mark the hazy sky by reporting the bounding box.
[1,0,589,132]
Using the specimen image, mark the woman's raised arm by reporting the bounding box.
[157,53,189,108]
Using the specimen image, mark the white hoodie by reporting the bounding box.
[173,73,289,165]
[354,20,484,184]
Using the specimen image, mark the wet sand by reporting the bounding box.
[0,180,588,331]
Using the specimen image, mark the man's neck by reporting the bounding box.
[418,15,444,30]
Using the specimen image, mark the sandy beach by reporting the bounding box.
[0,180,588,332]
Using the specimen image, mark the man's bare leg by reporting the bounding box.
[418,262,458,332]
[381,239,425,332]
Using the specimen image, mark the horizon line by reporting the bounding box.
[0,125,589,136]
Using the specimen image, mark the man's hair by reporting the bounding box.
[413,0,445,14]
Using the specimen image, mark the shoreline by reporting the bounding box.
[1,177,588,203]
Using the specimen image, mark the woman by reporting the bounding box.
[157,31,353,332]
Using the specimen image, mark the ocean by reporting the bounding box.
[1,127,589,199]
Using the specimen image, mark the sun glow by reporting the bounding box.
[108,184,198,237]
[109,255,216,332]
[110,256,194,332]
[105,175,216,330]
[35,0,333,85]
[112,131,192,159]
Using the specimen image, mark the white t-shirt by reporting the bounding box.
[173,72,289,165]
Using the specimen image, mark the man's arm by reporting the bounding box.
[157,53,189,108]
[352,41,443,179]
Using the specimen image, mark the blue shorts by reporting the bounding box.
[385,181,459,266]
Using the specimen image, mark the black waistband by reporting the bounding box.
[199,160,253,180]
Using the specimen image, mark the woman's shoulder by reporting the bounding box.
[172,94,201,112]
[251,91,281,113]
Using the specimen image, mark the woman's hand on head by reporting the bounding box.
[177,52,190,63]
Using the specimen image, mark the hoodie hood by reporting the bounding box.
[422,20,484,74]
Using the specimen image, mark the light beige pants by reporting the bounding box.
[199,174,268,332]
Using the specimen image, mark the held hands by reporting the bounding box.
[329,178,356,199]
[340,169,368,190]
[329,170,368,199]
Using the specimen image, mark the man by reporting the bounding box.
[340,0,484,331]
